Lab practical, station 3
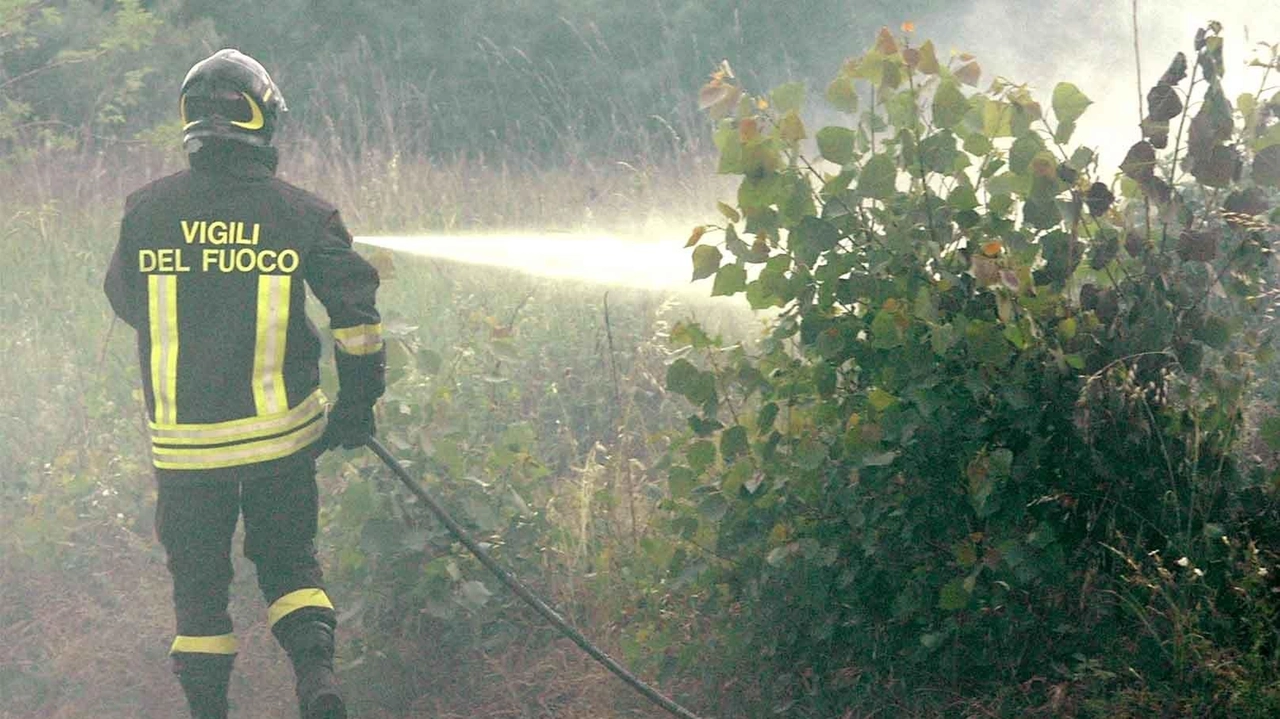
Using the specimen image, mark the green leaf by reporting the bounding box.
[687,440,717,473]
[717,201,741,223]
[963,132,993,156]
[917,131,959,174]
[691,245,722,281]
[1052,82,1092,125]
[1009,132,1044,175]
[789,216,841,266]
[949,184,979,212]
[712,263,747,296]
[981,99,1014,138]
[825,77,859,113]
[932,80,968,129]
[816,126,857,165]
[858,154,897,200]
[720,425,750,461]
[1249,414,1280,447]
[668,467,697,498]
[938,577,971,611]
[667,358,717,406]
[1054,120,1077,144]
[868,388,897,411]
[771,82,806,113]
[738,172,788,211]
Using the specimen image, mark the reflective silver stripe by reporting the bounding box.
[333,323,383,356]
[149,389,325,445]
[152,416,327,470]
[253,275,291,414]
[148,275,179,425]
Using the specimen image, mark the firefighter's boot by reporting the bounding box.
[173,653,235,719]
[277,617,346,719]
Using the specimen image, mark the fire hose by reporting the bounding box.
[363,436,708,719]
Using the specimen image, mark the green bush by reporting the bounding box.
[657,24,1280,716]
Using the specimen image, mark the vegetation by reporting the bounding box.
[6,2,1280,718]
[654,20,1280,717]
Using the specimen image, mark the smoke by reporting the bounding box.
[948,1,1280,174]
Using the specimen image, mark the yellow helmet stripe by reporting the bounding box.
[231,91,265,130]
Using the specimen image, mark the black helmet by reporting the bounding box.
[179,49,286,150]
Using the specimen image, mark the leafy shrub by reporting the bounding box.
[658,23,1280,716]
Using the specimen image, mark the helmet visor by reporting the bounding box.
[181,90,259,128]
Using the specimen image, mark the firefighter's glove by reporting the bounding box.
[323,346,385,450]
[323,400,375,450]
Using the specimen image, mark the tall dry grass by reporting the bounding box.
[0,128,741,717]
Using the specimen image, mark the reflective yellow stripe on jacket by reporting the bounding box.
[150,389,326,470]
[252,275,290,414]
[333,322,383,356]
[148,275,179,424]
[146,272,325,470]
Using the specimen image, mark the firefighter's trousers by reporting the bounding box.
[156,459,337,662]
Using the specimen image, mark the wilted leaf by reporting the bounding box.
[1190,144,1242,188]
[1224,187,1269,218]
[1188,86,1233,162]
[699,81,742,119]
[1160,52,1188,86]
[1178,228,1219,262]
[1085,182,1115,217]
[875,26,899,56]
[686,225,707,247]
[1146,84,1183,122]
[1120,141,1157,182]
[1090,226,1119,269]
[955,60,981,87]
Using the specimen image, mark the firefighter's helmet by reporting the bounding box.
[179,49,286,150]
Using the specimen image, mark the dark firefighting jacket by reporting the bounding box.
[104,141,384,479]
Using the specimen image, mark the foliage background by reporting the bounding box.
[6,1,1280,718]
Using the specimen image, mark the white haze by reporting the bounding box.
[950,2,1280,174]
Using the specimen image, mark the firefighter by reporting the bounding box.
[103,49,384,719]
